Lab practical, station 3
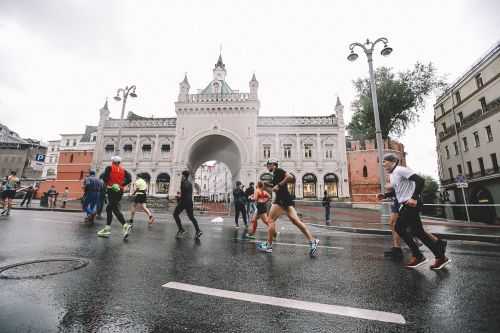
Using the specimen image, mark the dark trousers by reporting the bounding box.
[173,201,200,232]
[97,190,106,216]
[325,206,331,223]
[106,190,126,226]
[235,203,247,226]
[395,205,443,259]
[21,192,33,207]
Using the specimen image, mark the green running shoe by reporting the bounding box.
[245,233,256,240]
[123,223,132,240]
[97,225,111,237]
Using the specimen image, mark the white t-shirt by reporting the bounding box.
[389,165,416,204]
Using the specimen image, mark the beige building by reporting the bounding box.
[434,41,500,223]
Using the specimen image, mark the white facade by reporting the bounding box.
[434,41,500,222]
[93,56,350,199]
[42,140,60,179]
[194,161,232,201]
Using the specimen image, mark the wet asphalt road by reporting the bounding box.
[1,210,500,333]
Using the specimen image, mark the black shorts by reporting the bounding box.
[274,194,294,208]
[134,192,147,204]
[2,190,16,199]
[256,202,268,215]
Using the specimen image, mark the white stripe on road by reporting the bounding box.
[162,282,406,324]
[233,238,344,250]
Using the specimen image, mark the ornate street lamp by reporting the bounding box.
[347,38,393,194]
[113,85,137,154]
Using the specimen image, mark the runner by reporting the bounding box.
[97,156,132,239]
[173,170,202,239]
[233,181,248,229]
[128,175,155,226]
[47,185,58,209]
[245,182,256,223]
[378,153,450,269]
[1,171,20,216]
[245,181,270,239]
[82,170,103,224]
[257,159,320,257]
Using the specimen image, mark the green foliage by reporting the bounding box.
[347,62,446,140]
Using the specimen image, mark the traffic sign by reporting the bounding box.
[457,183,468,188]
[455,175,466,183]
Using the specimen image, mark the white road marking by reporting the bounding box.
[233,238,344,250]
[163,282,406,324]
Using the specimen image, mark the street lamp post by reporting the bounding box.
[347,38,393,194]
[113,85,138,155]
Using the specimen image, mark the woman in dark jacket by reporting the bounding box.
[233,181,248,228]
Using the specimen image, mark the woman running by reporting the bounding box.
[245,181,270,239]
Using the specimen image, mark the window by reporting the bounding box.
[161,144,171,153]
[263,145,271,159]
[304,144,313,159]
[441,122,447,133]
[455,91,461,104]
[473,131,480,147]
[491,153,499,172]
[92,136,96,142]
[457,164,463,175]
[66,139,70,146]
[467,161,473,178]
[362,166,368,177]
[324,144,334,160]
[445,146,450,159]
[462,137,469,151]
[448,167,454,180]
[478,157,485,176]
[72,139,77,146]
[440,104,445,115]
[458,112,464,124]
[453,141,459,155]
[485,126,493,142]
[123,144,133,153]
[480,97,487,113]
[105,144,114,153]
[283,144,292,159]
[475,73,484,89]
[69,154,74,163]
[142,144,152,152]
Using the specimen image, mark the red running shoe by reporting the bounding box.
[430,257,451,270]
[406,256,427,269]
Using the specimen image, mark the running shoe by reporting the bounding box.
[0,209,7,216]
[430,257,451,270]
[273,232,279,241]
[176,230,187,239]
[256,242,273,253]
[406,256,428,269]
[309,239,320,257]
[245,233,256,240]
[195,230,203,239]
[384,247,403,260]
[123,223,132,240]
[97,225,111,238]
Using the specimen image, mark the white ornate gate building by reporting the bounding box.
[93,56,350,199]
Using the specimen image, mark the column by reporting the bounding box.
[316,133,322,163]
[153,134,160,162]
[274,133,280,159]
[296,134,302,162]
[134,134,141,166]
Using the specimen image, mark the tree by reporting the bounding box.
[347,62,446,140]
[421,174,439,215]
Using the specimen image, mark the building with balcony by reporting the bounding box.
[434,40,500,223]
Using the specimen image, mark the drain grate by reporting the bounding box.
[0,258,89,279]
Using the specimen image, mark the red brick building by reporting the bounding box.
[347,138,406,203]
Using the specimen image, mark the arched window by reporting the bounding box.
[156,173,170,194]
[363,166,368,178]
[287,173,296,197]
[324,173,339,198]
[302,173,317,198]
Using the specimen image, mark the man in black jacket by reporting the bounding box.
[233,181,248,228]
[378,153,450,270]
[173,170,202,239]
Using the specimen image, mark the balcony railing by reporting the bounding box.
[185,93,251,103]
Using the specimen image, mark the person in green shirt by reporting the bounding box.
[128,175,155,226]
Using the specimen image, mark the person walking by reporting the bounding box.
[257,159,320,257]
[128,175,155,226]
[322,190,331,225]
[233,181,248,229]
[82,170,103,224]
[378,153,450,269]
[173,170,202,239]
[96,172,107,219]
[245,182,256,223]
[97,156,132,239]
[1,171,20,216]
[47,185,58,209]
[20,186,34,208]
[61,187,69,208]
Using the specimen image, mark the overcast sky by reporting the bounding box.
[1,0,499,178]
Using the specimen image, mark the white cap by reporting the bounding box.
[111,156,122,163]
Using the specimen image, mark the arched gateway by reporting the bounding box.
[93,55,350,199]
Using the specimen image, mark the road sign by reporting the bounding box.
[455,175,466,183]
[35,154,46,162]
[457,182,468,188]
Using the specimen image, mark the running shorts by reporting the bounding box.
[274,193,294,208]
[134,191,147,204]
[256,202,268,215]
[2,190,16,199]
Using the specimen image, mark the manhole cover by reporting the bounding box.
[0,258,89,279]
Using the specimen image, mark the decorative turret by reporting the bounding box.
[249,73,259,100]
[213,54,227,81]
[335,96,344,126]
[99,99,110,123]
[178,73,190,102]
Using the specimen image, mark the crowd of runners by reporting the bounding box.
[1,152,450,268]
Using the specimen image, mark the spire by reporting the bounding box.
[215,54,225,69]
[336,96,342,107]
[182,72,189,84]
[251,73,257,82]
[100,98,109,111]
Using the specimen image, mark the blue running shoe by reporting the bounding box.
[256,241,273,253]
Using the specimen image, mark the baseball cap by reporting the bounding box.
[111,156,122,163]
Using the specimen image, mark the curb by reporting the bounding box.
[310,224,500,244]
[11,207,82,213]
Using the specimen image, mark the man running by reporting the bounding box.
[173,170,202,239]
[257,159,320,257]
[82,170,103,224]
[1,171,20,216]
[378,153,450,269]
[128,175,155,226]
[97,156,132,239]
[233,181,248,228]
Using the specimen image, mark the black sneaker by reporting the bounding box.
[176,230,187,239]
[195,231,203,239]
[384,247,403,259]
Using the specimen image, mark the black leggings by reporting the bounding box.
[173,201,200,232]
[395,205,443,259]
[234,203,247,226]
[106,190,126,226]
